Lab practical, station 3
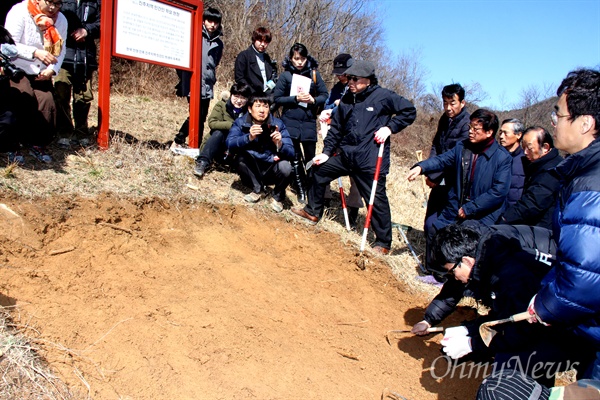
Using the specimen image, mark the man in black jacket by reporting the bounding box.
[422,83,470,271]
[411,223,589,385]
[499,127,563,228]
[234,27,277,95]
[291,60,416,254]
[54,0,100,148]
[424,84,470,235]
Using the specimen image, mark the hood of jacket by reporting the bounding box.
[281,54,319,75]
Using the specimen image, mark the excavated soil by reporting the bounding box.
[0,195,481,399]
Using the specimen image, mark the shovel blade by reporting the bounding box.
[479,324,497,347]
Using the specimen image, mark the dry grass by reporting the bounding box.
[0,92,459,398]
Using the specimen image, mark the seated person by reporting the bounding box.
[411,223,590,386]
[499,126,563,229]
[226,93,294,213]
[193,82,251,178]
[5,0,68,163]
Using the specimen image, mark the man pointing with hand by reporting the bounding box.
[292,60,416,254]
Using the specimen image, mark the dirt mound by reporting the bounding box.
[0,196,480,399]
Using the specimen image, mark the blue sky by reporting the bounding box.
[372,0,600,110]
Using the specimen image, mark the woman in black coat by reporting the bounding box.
[273,43,328,203]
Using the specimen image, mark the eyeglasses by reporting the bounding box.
[43,0,63,8]
[446,260,461,277]
[469,124,484,133]
[347,76,360,82]
[551,110,570,127]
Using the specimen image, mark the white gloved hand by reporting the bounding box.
[441,335,472,359]
[374,126,392,144]
[313,153,330,165]
[443,326,469,339]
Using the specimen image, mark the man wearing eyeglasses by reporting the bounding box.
[291,60,416,254]
[528,68,600,381]
[411,223,591,386]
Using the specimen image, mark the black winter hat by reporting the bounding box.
[343,60,376,78]
[476,370,550,400]
[332,53,353,75]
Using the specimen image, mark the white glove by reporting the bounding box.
[313,153,330,165]
[528,295,550,326]
[443,326,469,339]
[441,335,472,359]
[374,126,392,144]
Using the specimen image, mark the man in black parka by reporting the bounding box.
[499,126,563,229]
[291,60,416,254]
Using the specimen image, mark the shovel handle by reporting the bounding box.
[511,311,532,323]
[427,327,444,333]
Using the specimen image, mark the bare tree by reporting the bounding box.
[378,48,429,105]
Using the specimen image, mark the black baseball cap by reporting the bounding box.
[332,53,353,75]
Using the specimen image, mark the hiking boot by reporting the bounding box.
[372,246,390,255]
[29,146,52,163]
[193,160,209,178]
[291,207,318,225]
[243,192,263,203]
[6,152,25,165]
[271,199,284,213]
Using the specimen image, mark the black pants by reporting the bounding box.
[10,75,56,147]
[235,152,292,202]
[174,97,210,145]
[424,184,451,270]
[197,129,227,165]
[0,108,18,152]
[305,154,392,249]
[292,139,316,164]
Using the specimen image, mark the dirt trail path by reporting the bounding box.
[0,196,480,399]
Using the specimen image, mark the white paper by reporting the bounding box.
[290,74,312,108]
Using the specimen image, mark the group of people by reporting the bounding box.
[3,3,600,395]
[171,10,417,255]
[0,0,100,165]
[406,70,600,397]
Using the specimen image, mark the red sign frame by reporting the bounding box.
[98,0,204,149]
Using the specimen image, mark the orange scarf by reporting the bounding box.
[27,0,63,57]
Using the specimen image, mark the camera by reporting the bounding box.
[0,52,24,81]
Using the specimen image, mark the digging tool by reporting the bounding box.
[392,222,426,274]
[385,327,443,345]
[479,311,531,347]
[359,142,385,254]
[381,388,409,400]
[338,177,351,231]
[415,150,428,208]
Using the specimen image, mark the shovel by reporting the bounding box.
[385,326,443,345]
[479,311,530,347]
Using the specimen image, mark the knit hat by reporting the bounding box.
[343,60,375,78]
[332,53,353,75]
[476,370,550,400]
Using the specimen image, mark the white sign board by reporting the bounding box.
[115,0,192,68]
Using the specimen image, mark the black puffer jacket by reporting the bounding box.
[427,109,470,183]
[500,148,563,228]
[325,84,416,175]
[59,0,100,77]
[423,223,556,353]
[273,55,328,142]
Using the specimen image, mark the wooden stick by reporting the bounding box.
[49,246,76,256]
[98,222,132,234]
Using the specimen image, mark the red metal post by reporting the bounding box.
[97,0,114,149]
[187,1,203,149]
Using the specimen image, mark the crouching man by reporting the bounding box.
[411,223,590,386]
[226,93,294,213]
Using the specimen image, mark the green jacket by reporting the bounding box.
[208,99,238,132]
